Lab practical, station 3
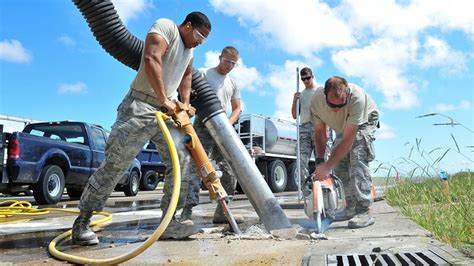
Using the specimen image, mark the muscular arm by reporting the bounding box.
[177,60,193,105]
[315,123,358,180]
[144,33,169,106]
[325,123,358,169]
[314,122,328,158]
[291,93,299,119]
[228,98,241,125]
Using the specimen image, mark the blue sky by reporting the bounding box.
[1,0,473,176]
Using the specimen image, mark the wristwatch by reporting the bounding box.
[315,158,325,165]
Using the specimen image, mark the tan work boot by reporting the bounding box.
[159,218,200,240]
[348,212,374,229]
[72,211,99,246]
[333,207,357,221]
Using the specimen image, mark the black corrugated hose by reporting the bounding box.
[73,0,143,71]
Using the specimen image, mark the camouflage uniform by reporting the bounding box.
[298,122,315,182]
[185,118,236,209]
[79,94,192,214]
[332,116,378,212]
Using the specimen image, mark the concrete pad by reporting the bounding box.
[0,192,472,265]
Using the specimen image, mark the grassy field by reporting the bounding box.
[383,172,473,257]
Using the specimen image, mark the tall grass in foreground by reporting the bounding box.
[384,172,473,257]
[376,113,473,257]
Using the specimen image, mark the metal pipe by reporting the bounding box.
[295,67,302,202]
[203,112,292,231]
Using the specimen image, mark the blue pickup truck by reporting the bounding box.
[0,121,165,204]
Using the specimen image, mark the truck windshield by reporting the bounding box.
[23,124,87,145]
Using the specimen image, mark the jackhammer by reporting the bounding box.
[162,102,242,234]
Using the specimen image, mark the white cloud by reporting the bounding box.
[111,0,153,24]
[433,100,471,112]
[332,38,420,109]
[266,60,308,120]
[58,35,76,48]
[58,82,88,94]
[341,0,474,38]
[377,122,396,140]
[203,50,264,92]
[209,0,355,55]
[0,39,32,63]
[419,37,467,75]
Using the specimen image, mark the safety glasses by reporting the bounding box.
[193,28,207,43]
[221,57,238,67]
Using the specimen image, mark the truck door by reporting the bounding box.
[88,126,107,173]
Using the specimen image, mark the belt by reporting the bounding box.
[129,89,161,108]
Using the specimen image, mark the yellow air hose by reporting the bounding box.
[42,111,181,264]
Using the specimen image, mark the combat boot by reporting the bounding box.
[159,218,200,240]
[72,211,99,246]
[212,203,244,224]
[180,206,193,223]
[348,212,374,229]
[333,207,357,221]
[212,203,227,224]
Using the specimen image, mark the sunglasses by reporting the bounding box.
[325,94,347,108]
[301,76,312,81]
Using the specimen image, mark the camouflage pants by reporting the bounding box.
[79,93,192,215]
[297,122,315,182]
[184,119,236,208]
[332,121,378,212]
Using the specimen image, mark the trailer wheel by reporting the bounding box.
[140,170,160,191]
[267,160,287,193]
[33,165,65,205]
[286,162,301,191]
[124,170,140,196]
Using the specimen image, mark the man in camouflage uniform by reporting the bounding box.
[181,46,241,224]
[291,67,318,190]
[72,12,211,245]
[310,76,379,229]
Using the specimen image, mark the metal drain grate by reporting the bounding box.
[326,250,451,265]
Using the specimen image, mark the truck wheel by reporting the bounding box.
[66,187,83,199]
[286,162,301,191]
[140,170,159,191]
[33,165,65,205]
[267,160,287,193]
[124,170,140,196]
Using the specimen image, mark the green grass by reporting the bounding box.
[384,172,473,257]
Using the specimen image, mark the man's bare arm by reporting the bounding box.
[314,122,328,158]
[144,33,169,105]
[325,123,358,169]
[228,98,241,125]
[315,123,358,180]
[177,60,193,105]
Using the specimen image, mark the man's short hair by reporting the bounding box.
[300,67,313,77]
[221,46,239,58]
[324,76,349,99]
[181,11,211,30]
